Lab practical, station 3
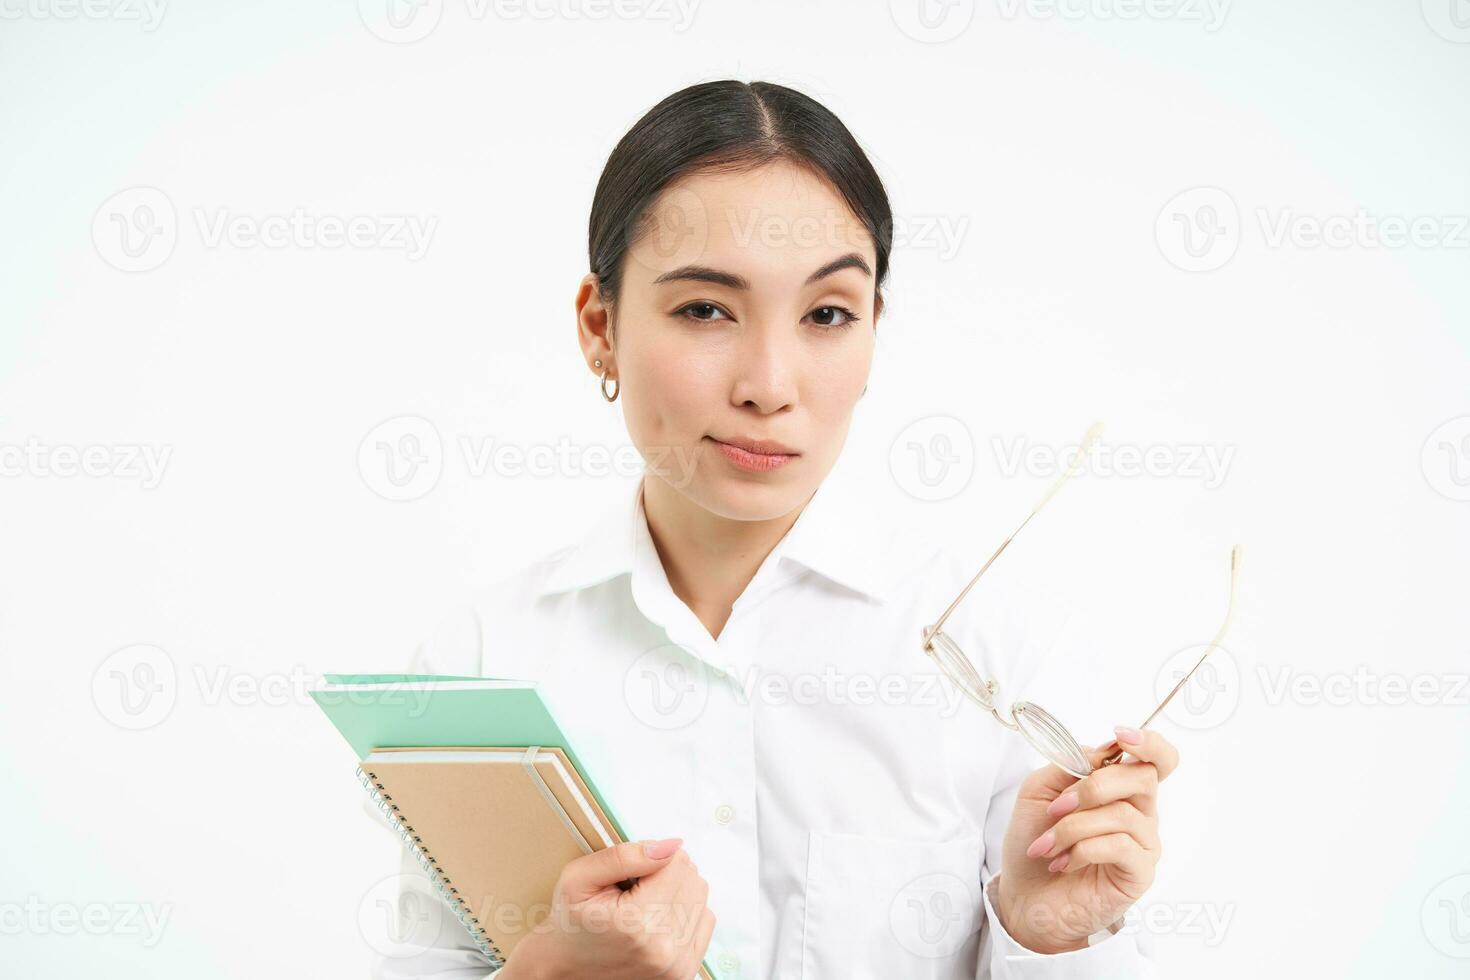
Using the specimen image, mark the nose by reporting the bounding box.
[728,319,798,415]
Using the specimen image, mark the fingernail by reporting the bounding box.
[1046,792,1079,818]
[1048,854,1070,873]
[1114,725,1142,745]
[1026,830,1055,859]
[644,837,682,860]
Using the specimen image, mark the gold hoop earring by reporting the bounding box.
[601,369,620,402]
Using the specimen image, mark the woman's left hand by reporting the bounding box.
[990,726,1179,953]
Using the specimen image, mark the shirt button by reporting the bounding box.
[714,803,736,825]
[717,951,740,973]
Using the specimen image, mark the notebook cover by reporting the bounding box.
[371,746,616,853]
[318,678,717,978]
[311,677,627,840]
[363,752,589,961]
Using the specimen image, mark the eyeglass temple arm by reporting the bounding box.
[922,423,1104,647]
[922,513,1031,646]
[1099,544,1241,768]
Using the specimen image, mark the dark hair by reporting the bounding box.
[588,80,893,324]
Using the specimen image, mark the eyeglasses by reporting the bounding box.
[920,424,1241,779]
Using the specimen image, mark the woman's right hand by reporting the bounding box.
[500,837,715,980]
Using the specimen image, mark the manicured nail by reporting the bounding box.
[1048,854,1070,873]
[1026,830,1055,859]
[644,837,683,860]
[1114,725,1143,745]
[1046,792,1079,818]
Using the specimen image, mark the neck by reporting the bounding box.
[640,474,809,641]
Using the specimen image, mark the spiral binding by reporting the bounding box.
[357,765,505,968]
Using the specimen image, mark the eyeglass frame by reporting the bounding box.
[918,424,1241,779]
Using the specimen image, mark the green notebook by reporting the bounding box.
[313,673,630,839]
[312,674,718,978]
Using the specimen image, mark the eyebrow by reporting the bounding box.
[651,252,873,290]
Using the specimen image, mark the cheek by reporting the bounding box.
[810,341,873,415]
[620,338,722,440]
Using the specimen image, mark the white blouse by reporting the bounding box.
[371,474,1158,979]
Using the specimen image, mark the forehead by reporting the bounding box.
[626,160,875,283]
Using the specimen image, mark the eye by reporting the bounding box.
[675,301,731,323]
[807,305,860,330]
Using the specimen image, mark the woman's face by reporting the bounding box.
[580,159,879,522]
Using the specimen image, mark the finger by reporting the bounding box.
[561,838,683,903]
[631,846,698,909]
[1049,831,1155,882]
[1028,800,1157,862]
[643,865,707,961]
[665,854,709,920]
[1046,760,1160,818]
[662,907,717,980]
[1107,727,1180,780]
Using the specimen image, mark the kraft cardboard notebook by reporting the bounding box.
[313,676,717,978]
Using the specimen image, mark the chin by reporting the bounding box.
[662,469,810,523]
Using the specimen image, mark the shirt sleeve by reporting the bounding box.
[366,602,505,979]
[974,593,1159,978]
[369,846,505,980]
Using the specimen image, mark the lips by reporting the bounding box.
[707,435,799,473]
[712,435,799,456]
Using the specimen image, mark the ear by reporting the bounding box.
[576,273,615,372]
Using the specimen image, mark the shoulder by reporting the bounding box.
[409,541,590,678]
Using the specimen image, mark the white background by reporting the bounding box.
[2,1,1468,976]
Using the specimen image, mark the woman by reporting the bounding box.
[380,79,1172,979]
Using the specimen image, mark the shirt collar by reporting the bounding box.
[534,475,894,605]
